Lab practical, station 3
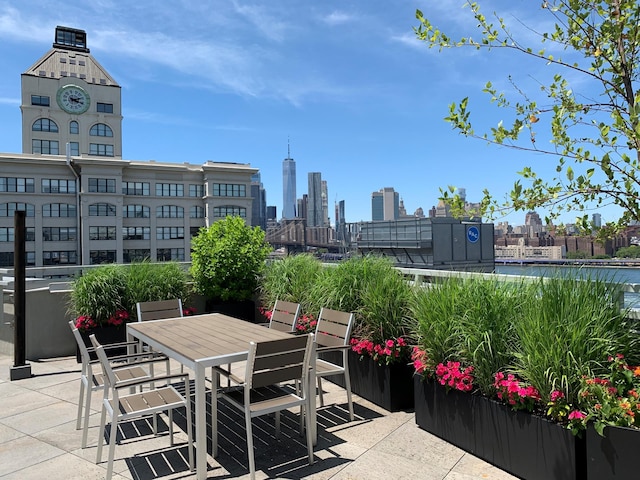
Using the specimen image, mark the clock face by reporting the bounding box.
[56,85,90,114]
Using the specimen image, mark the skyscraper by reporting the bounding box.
[321,180,329,226]
[307,172,323,227]
[282,143,296,219]
[371,187,399,221]
[250,172,266,230]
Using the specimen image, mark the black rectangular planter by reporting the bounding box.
[414,377,586,480]
[76,324,128,363]
[586,424,639,480]
[319,349,414,412]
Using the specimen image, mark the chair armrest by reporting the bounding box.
[114,372,190,390]
[110,355,170,371]
[105,351,168,364]
[212,366,244,385]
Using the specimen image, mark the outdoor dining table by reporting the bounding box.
[127,313,317,480]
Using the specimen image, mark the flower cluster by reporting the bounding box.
[493,372,541,412]
[576,354,640,435]
[350,337,409,366]
[106,309,129,327]
[182,306,197,316]
[295,314,317,334]
[74,314,97,332]
[258,306,273,321]
[411,346,431,375]
[435,361,474,392]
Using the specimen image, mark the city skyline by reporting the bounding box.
[0,2,624,226]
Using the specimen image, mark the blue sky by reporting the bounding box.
[0,0,623,226]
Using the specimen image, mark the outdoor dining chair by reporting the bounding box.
[69,320,169,448]
[214,334,314,480]
[314,308,355,421]
[136,298,184,372]
[218,299,302,386]
[90,334,194,480]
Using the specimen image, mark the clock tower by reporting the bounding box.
[21,26,122,158]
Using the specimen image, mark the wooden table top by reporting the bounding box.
[127,313,293,366]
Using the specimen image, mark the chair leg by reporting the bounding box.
[185,380,195,471]
[211,370,219,456]
[96,404,107,464]
[169,409,174,446]
[106,416,118,480]
[81,383,93,448]
[76,379,85,430]
[343,368,354,421]
[317,377,325,407]
[304,398,314,465]
[245,411,256,480]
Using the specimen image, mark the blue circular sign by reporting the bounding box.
[467,226,480,243]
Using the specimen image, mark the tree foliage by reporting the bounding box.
[415,1,640,234]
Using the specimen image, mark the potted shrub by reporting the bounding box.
[410,274,639,480]
[190,216,271,322]
[69,262,193,361]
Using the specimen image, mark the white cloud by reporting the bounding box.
[321,11,354,26]
[0,97,20,106]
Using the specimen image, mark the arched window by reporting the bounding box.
[90,123,113,137]
[88,203,117,216]
[32,118,58,132]
[43,203,76,217]
[156,205,184,218]
[190,206,205,218]
[0,203,35,217]
[69,121,79,134]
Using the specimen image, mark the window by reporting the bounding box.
[69,142,79,156]
[0,228,13,242]
[122,182,150,196]
[190,226,201,238]
[90,123,113,137]
[89,250,116,264]
[189,184,204,197]
[89,226,116,240]
[96,102,114,113]
[43,250,77,265]
[70,121,79,134]
[213,183,246,197]
[0,252,35,267]
[123,249,151,263]
[32,118,59,132]
[89,203,116,216]
[0,203,35,217]
[89,178,116,193]
[0,178,35,193]
[157,248,184,262]
[42,179,76,194]
[26,228,35,241]
[43,203,76,217]
[190,206,205,218]
[156,205,184,218]
[123,227,150,240]
[123,204,150,218]
[156,227,184,240]
[32,139,59,155]
[43,227,77,241]
[213,206,246,218]
[156,183,184,197]
[89,143,114,157]
[31,95,50,106]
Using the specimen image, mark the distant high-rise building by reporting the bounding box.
[282,143,296,219]
[435,199,451,217]
[592,213,602,228]
[371,187,399,221]
[251,173,267,230]
[297,194,308,221]
[336,200,347,244]
[321,180,329,226]
[308,172,324,227]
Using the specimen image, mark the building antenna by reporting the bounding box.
[287,136,291,159]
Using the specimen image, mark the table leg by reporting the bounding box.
[195,363,207,480]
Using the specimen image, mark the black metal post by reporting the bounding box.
[10,210,31,380]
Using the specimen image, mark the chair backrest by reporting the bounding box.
[246,334,313,390]
[69,320,92,368]
[269,300,301,332]
[136,299,183,322]
[89,334,117,389]
[314,308,354,349]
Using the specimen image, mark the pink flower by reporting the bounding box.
[568,410,586,420]
[550,390,565,402]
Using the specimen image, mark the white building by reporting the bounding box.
[0,26,256,267]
